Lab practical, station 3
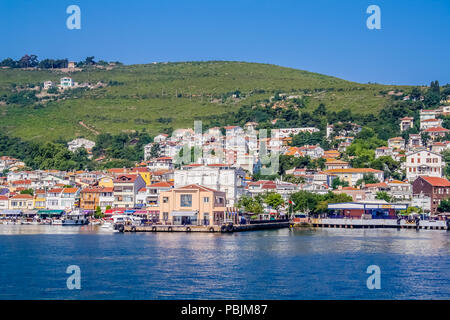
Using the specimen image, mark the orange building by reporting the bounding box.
[156,184,226,226]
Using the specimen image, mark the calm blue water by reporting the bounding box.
[0,225,449,299]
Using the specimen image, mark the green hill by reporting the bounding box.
[0,61,411,142]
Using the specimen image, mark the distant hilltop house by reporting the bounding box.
[43,81,54,90]
[399,117,414,132]
[60,77,74,89]
[68,61,76,69]
[67,138,96,153]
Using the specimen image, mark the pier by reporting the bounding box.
[120,221,291,233]
[292,218,449,230]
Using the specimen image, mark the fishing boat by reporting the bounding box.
[52,219,63,225]
[62,211,89,226]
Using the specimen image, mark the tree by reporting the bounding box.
[236,195,263,214]
[94,206,104,219]
[313,103,327,117]
[289,191,318,214]
[150,143,161,158]
[375,191,392,203]
[356,173,379,186]
[283,174,305,184]
[332,177,349,189]
[410,87,422,101]
[20,189,34,196]
[263,192,284,211]
[437,199,450,213]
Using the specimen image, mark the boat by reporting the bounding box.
[111,215,143,230]
[52,219,63,225]
[62,212,89,226]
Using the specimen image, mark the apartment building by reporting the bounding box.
[174,164,246,206]
[113,175,146,209]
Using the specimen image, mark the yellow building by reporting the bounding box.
[33,190,47,209]
[9,194,34,210]
[131,167,152,186]
[98,176,114,188]
[156,184,226,226]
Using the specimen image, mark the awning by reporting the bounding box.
[37,210,65,215]
[171,211,198,217]
[1,210,22,216]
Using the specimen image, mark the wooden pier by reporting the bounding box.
[291,218,449,230]
[120,221,290,233]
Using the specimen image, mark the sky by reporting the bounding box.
[0,0,449,85]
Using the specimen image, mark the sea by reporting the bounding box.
[0,225,448,299]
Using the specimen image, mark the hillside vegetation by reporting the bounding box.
[0,61,412,142]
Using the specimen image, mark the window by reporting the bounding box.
[163,212,168,221]
[180,194,192,207]
[163,197,168,203]
[203,197,209,203]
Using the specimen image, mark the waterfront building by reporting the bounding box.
[80,187,101,213]
[328,201,408,218]
[0,195,9,210]
[135,181,174,209]
[113,174,146,209]
[45,188,80,211]
[9,194,34,210]
[412,176,450,215]
[33,190,47,210]
[157,184,227,226]
[98,187,114,211]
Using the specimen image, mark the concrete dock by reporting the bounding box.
[292,218,449,230]
[120,221,290,233]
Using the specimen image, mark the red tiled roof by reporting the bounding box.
[420,176,450,187]
[365,182,388,188]
[11,194,33,199]
[63,188,78,193]
[149,181,174,188]
[114,175,139,183]
[424,127,449,133]
[177,184,219,193]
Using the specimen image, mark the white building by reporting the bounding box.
[46,188,80,211]
[113,175,146,209]
[0,195,9,210]
[43,81,54,90]
[174,164,246,206]
[405,150,444,182]
[60,77,74,88]
[99,188,114,211]
[67,138,96,153]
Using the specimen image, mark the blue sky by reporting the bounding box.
[1,0,449,85]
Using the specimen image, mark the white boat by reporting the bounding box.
[52,219,63,225]
[62,212,89,226]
